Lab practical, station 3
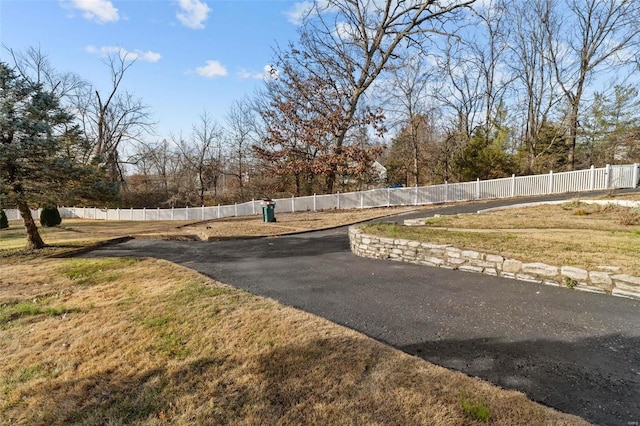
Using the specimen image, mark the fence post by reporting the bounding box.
[186,206,189,220]
[143,207,146,221]
[387,187,391,207]
[157,207,160,221]
[511,174,516,197]
[130,208,133,221]
[337,192,340,210]
[117,208,120,221]
[548,170,554,194]
[291,196,295,213]
[360,191,364,209]
[201,205,205,220]
[633,163,639,188]
[605,164,611,189]
[313,193,316,212]
[476,178,480,200]
[414,186,418,205]
[589,165,595,190]
[252,199,255,215]
[218,204,221,219]
[445,181,448,203]
[171,207,174,221]
[234,203,238,217]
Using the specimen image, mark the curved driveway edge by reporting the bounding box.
[79,191,640,425]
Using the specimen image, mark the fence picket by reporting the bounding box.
[4,164,638,222]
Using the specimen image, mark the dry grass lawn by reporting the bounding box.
[0,257,588,425]
[363,199,640,275]
[138,207,419,241]
[0,207,417,258]
[0,220,196,258]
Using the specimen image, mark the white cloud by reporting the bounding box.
[237,68,261,80]
[176,0,211,29]
[196,60,228,78]
[284,1,314,25]
[237,65,278,81]
[66,0,119,23]
[263,64,279,80]
[284,0,340,25]
[85,45,161,62]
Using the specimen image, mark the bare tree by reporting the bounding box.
[75,50,155,181]
[505,0,564,172]
[544,0,640,169]
[434,38,481,143]
[290,0,474,192]
[176,111,223,206]
[380,53,436,186]
[3,45,88,102]
[469,1,513,141]
[224,98,259,201]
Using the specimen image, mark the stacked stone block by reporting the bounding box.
[349,226,640,300]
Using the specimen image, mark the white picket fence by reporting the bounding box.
[4,163,639,222]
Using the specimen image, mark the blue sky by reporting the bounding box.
[1,0,307,140]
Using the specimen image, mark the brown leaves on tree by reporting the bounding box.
[254,50,384,196]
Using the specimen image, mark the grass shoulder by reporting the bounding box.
[361,201,640,275]
[0,255,587,425]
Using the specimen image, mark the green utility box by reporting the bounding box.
[261,199,276,222]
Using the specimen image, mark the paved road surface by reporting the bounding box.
[80,193,640,425]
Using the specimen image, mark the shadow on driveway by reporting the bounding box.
[403,333,640,425]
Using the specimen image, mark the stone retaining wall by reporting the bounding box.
[348,226,640,300]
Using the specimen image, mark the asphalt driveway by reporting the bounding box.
[80,193,640,425]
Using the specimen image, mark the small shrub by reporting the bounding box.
[460,393,491,422]
[40,206,62,227]
[564,277,578,289]
[0,210,8,229]
[618,208,640,226]
[561,200,582,210]
[597,203,619,213]
[573,208,588,216]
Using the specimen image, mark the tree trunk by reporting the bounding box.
[567,102,580,171]
[17,200,46,249]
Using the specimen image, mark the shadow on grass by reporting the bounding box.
[4,356,229,425]
[3,337,494,425]
[5,334,617,425]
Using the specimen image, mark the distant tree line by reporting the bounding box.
[3,0,640,248]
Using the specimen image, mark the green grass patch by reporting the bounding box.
[176,280,239,305]
[158,331,191,359]
[0,300,81,326]
[143,315,172,328]
[461,393,492,422]
[421,215,458,226]
[12,365,45,383]
[59,258,140,286]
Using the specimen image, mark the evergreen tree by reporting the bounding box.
[0,210,8,230]
[457,103,514,180]
[580,84,640,166]
[0,62,80,248]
